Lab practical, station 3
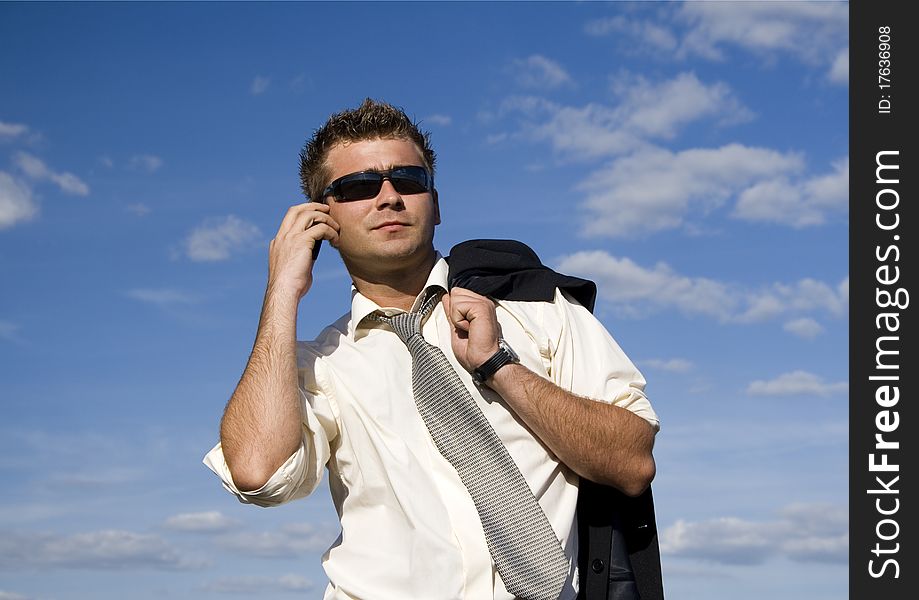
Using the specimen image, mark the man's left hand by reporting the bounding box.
[442,288,501,373]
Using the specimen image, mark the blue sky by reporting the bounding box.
[0,2,849,599]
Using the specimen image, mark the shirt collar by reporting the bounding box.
[349,253,448,341]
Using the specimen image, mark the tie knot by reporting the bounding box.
[369,287,443,343]
[388,311,423,343]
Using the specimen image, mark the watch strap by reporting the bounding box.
[473,339,518,384]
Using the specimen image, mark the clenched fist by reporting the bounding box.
[441,287,502,374]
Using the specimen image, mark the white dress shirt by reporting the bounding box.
[204,256,659,600]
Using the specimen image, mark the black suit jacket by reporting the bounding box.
[446,239,663,600]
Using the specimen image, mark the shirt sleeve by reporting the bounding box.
[546,288,660,431]
[202,350,339,507]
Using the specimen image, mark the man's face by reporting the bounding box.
[323,137,440,273]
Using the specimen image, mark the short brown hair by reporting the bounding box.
[299,98,437,202]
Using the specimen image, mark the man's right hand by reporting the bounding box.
[221,202,338,491]
[267,202,340,300]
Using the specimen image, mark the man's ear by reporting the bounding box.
[432,188,441,225]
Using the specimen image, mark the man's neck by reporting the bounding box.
[347,250,438,311]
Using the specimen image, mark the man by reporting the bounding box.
[204,99,659,600]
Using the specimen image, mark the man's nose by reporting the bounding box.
[375,179,404,209]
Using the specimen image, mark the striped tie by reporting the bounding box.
[374,290,569,600]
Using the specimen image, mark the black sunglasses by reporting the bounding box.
[322,165,433,202]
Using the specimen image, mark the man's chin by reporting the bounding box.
[341,240,435,268]
[377,241,432,262]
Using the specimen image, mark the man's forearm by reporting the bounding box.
[488,363,656,496]
[219,286,305,492]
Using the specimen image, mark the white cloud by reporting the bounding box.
[676,2,848,67]
[512,55,573,89]
[829,47,848,85]
[501,72,752,160]
[0,172,38,229]
[184,215,262,262]
[202,574,314,594]
[556,251,735,319]
[0,591,33,600]
[527,101,639,158]
[660,502,847,565]
[125,202,151,216]
[289,73,311,93]
[783,317,824,340]
[612,72,754,139]
[733,277,848,323]
[51,173,87,195]
[662,516,774,564]
[577,144,802,238]
[423,114,452,126]
[164,511,239,533]
[125,288,199,306]
[15,151,62,179]
[586,5,847,83]
[0,121,29,140]
[13,152,89,196]
[217,522,335,558]
[747,370,848,397]
[776,503,850,562]
[556,250,847,324]
[129,154,163,173]
[803,156,849,208]
[733,157,848,227]
[585,16,678,52]
[0,529,204,570]
[251,75,271,95]
[99,155,114,168]
[641,358,693,373]
[498,73,840,237]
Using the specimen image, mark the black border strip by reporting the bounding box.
[850,0,915,596]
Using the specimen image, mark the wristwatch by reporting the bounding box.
[472,338,520,385]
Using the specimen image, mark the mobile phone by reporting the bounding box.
[312,240,322,260]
